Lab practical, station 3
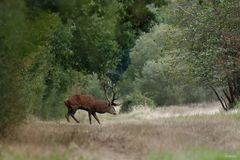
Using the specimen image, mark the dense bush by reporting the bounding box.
[120,90,155,113]
[0,0,28,133]
[0,56,28,134]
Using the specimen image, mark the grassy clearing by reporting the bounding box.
[1,146,240,160]
[1,103,240,160]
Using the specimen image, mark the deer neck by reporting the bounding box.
[94,100,110,113]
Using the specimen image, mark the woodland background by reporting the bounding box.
[1,0,240,133]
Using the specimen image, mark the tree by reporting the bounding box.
[23,0,124,119]
[113,0,168,82]
[0,0,29,133]
[120,23,212,106]
[168,0,240,110]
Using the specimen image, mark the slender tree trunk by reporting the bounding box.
[210,86,228,111]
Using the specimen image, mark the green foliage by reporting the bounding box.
[69,0,122,74]
[21,0,125,119]
[1,0,127,122]
[235,101,240,109]
[0,0,29,133]
[167,0,240,85]
[166,0,240,109]
[22,12,74,119]
[119,0,240,109]
[68,73,106,99]
[120,23,213,107]
[0,57,27,133]
[1,0,240,127]
[21,0,169,118]
[129,24,183,76]
[114,0,168,81]
[120,90,155,113]
[26,0,124,75]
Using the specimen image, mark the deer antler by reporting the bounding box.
[110,82,119,106]
[102,79,119,106]
[103,81,111,104]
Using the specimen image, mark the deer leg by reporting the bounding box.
[65,108,71,122]
[65,112,70,122]
[88,111,92,125]
[92,112,101,125]
[70,110,79,123]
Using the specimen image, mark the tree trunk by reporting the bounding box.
[210,86,228,111]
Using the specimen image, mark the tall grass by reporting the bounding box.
[1,103,240,160]
[0,150,87,160]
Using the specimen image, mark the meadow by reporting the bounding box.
[1,1,240,160]
[1,103,240,160]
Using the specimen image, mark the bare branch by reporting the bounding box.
[210,86,228,111]
[223,89,232,104]
[176,5,199,22]
[220,96,228,111]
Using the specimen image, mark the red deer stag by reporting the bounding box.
[64,82,119,125]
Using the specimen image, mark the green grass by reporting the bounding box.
[147,149,240,160]
[1,149,240,160]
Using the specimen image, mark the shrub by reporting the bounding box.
[120,90,155,113]
[0,57,28,135]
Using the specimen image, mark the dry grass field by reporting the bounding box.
[1,102,240,160]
